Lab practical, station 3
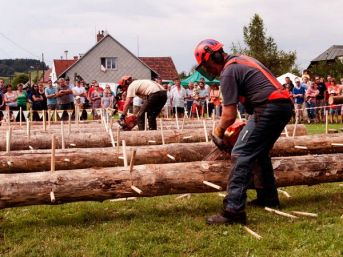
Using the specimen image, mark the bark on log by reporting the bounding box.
[0,124,307,151]
[2,133,343,173]
[0,154,343,209]
[328,95,343,105]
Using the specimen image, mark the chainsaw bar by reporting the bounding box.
[203,147,230,161]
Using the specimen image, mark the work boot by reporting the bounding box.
[206,210,247,225]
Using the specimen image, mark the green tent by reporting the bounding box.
[181,71,220,86]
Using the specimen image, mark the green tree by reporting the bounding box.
[12,74,29,89]
[232,14,296,76]
[309,60,343,80]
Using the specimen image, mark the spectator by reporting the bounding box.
[191,82,201,117]
[185,82,194,117]
[161,83,171,118]
[301,69,310,81]
[4,84,18,121]
[72,80,87,120]
[45,79,58,111]
[90,83,103,119]
[31,84,45,121]
[101,89,114,109]
[0,79,6,121]
[327,78,341,123]
[56,78,74,120]
[292,78,305,122]
[198,81,209,117]
[170,78,186,118]
[208,83,221,118]
[65,77,74,89]
[305,82,319,123]
[315,76,327,123]
[282,77,294,92]
[16,83,27,122]
[301,77,310,90]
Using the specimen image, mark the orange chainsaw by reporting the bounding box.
[117,115,137,131]
[203,120,246,161]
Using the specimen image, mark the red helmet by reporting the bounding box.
[118,75,132,86]
[194,39,224,65]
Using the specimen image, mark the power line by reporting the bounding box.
[0,32,40,58]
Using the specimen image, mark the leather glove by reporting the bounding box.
[211,126,226,151]
[119,114,126,121]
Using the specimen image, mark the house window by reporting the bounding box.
[101,57,117,70]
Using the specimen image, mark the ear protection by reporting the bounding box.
[204,46,224,64]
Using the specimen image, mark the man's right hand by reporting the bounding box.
[119,114,126,121]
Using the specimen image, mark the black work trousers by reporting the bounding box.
[137,91,167,130]
[223,101,293,212]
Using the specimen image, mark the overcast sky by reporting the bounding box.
[0,0,342,73]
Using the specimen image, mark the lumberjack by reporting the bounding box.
[194,39,293,225]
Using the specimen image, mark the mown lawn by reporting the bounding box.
[0,123,342,257]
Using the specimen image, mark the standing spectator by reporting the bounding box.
[327,78,341,123]
[305,82,319,123]
[16,83,27,122]
[56,78,74,120]
[170,78,186,118]
[31,84,45,121]
[185,82,194,116]
[65,77,74,89]
[301,76,310,90]
[101,89,114,109]
[292,78,305,122]
[162,83,171,118]
[45,79,58,111]
[315,76,327,122]
[208,83,221,117]
[198,81,209,117]
[132,96,143,115]
[72,80,87,120]
[4,85,18,121]
[0,79,6,121]
[282,77,294,92]
[90,83,103,119]
[301,69,310,81]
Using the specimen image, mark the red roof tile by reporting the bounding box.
[139,57,178,80]
[54,59,77,78]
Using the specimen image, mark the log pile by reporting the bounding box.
[0,116,342,210]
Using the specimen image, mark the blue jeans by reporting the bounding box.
[306,101,316,120]
[223,101,293,212]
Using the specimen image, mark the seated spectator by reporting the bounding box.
[16,83,27,122]
[56,78,74,120]
[305,82,319,123]
[170,78,186,118]
[292,78,305,122]
[4,84,18,121]
[327,78,341,123]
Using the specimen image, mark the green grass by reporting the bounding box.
[0,124,343,256]
[0,185,342,257]
[304,123,343,135]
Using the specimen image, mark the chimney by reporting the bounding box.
[96,30,105,42]
[73,56,78,60]
[64,50,68,60]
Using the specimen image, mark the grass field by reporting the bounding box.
[0,124,342,257]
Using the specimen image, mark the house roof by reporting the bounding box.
[311,45,343,62]
[138,57,178,80]
[54,59,77,77]
[59,34,158,78]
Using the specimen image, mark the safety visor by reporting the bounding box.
[195,62,217,81]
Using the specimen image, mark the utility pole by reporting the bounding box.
[42,53,45,83]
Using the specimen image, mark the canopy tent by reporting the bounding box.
[277,72,300,85]
[181,71,220,86]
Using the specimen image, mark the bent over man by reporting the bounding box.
[120,78,167,130]
[194,39,293,225]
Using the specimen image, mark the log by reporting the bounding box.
[0,124,308,151]
[328,95,343,105]
[0,154,343,209]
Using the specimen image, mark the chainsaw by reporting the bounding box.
[117,115,137,131]
[203,120,246,161]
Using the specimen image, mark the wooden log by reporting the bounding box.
[3,133,343,173]
[328,95,343,105]
[0,153,343,209]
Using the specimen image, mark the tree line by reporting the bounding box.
[0,59,47,76]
